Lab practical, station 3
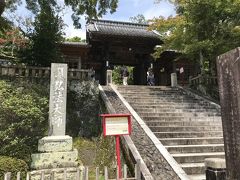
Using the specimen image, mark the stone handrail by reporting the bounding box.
[0,65,92,80]
[189,74,219,101]
[189,74,218,86]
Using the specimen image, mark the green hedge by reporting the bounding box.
[0,80,49,164]
[0,156,28,179]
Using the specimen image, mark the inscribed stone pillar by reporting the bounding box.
[48,63,67,136]
[31,63,78,170]
[216,47,240,180]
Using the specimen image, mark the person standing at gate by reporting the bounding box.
[121,66,129,85]
[147,68,155,86]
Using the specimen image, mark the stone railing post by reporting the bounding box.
[205,158,226,180]
[106,70,112,85]
[171,73,177,87]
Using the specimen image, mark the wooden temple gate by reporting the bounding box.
[60,19,196,86]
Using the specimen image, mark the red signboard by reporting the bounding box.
[100,114,132,179]
[101,114,131,136]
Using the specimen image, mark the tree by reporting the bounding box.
[20,1,64,66]
[0,0,5,16]
[130,14,147,24]
[0,27,27,60]
[0,80,48,164]
[151,0,240,75]
[2,0,118,28]
[65,36,82,42]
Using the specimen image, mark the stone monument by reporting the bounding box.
[217,48,240,180]
[31,63,78,170]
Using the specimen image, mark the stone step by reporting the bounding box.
[132,104,218,110]
[134,108,219,113]
[159,137,224,145]
[117,87,177,91]
[139,112,220,117]
[142,116,221,122]
[181,162,205,175]
[154,131,223,138]
[122,93,183,96]
[130,102,216,109]
[165,144,224,154]
[172,152,225,163]
[147,121,222,127]
[118,90,179,94]
[126,96,207,101]
[149,126,222,132]
[123,95,195,99]
[188,174,206,180]
[127,99,210,104]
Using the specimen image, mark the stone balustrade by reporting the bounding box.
[0,65,92,81]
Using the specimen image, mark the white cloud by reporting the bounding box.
[60,5,86,39]
[64,27,86,40]
[130,0,143,7]
[143,2,175,19]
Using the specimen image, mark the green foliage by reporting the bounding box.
[67,81,102,138]
[0,156,28,179]
[19,1,64,66]
[5,0,119,28]
[73,136,115,178]
[112,66,134,85]
[94,135,115,176]
[129,14,147,24]
[64,0,118,28]
[0,80,48,164]
[152,0,240,75]
[65,36,82,42]
[112,66,122,85]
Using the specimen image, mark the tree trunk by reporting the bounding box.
[0,0,5,16]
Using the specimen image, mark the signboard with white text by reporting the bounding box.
[101,114,131,136]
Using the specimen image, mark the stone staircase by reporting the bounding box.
[117,85,224,180]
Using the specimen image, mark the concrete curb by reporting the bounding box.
[110,84,190,180]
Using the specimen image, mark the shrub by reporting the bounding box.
[0,80,49,164]
[112,66,134,85]
[0,156,28,179]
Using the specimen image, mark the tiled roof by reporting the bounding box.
[86,19,160,40]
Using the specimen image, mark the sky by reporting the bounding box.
[64,0,176,39]
[5,0,176,40]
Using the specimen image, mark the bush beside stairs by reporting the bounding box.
[117,85,224,180]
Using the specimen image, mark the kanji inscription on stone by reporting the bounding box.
[217,47,240,180]
[48,63,68,136]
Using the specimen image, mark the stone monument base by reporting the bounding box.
[31,136,78,170]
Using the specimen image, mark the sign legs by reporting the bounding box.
[115,135,122,179]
